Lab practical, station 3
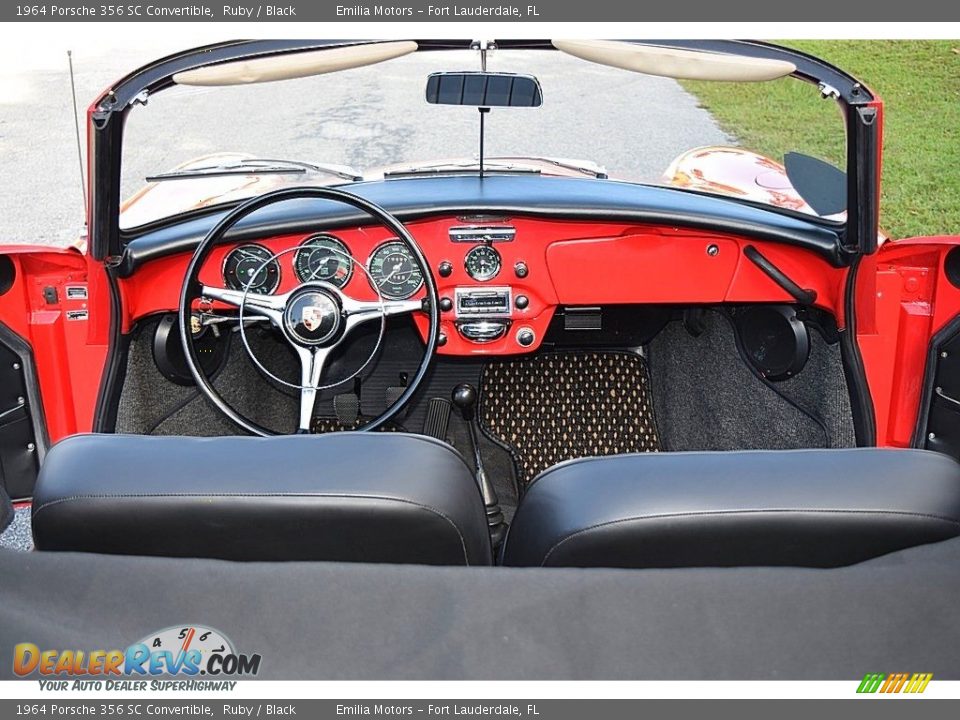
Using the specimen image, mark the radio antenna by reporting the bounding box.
[67,50,88,220]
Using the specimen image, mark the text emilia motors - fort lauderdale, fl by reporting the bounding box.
[336,4,541,16]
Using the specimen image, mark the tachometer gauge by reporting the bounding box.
[294,234,353,286]
[465,244,501,281]
[223,244,280,294]
[367,241,424,300]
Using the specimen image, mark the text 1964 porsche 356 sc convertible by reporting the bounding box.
[2,39,960,680]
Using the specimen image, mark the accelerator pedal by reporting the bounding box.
[422,397,452,441]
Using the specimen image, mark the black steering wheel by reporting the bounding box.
[178,186,439,435]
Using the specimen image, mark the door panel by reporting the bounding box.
[0,245,110,499]
[863,237,960,455]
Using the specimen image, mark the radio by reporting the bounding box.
[455,287,512,317]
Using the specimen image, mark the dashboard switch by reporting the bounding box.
[440,297,454,312]
[514,261,529,278]
[516,327,535,347]
[515,295,529,310]
[438,261,453,278]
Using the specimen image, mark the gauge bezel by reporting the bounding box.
[293,233,354,287]
[464,244,502,282]
[366,239,425,300]
[221,243,281,295]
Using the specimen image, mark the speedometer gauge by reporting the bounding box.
[223,244,280,294]
[294,235,353,286]
[367,241,424,300]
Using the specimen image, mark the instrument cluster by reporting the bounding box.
[211,219,557,357]
[221,234,423,300]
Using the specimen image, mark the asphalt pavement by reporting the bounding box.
[0,42,728,246]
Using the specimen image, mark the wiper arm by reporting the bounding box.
[490,156,608,179]
[146,158,363,183]
[384,161,541,178]
[537,158,608,179]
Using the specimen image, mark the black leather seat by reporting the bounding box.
[501,448,960,568]
[32,433,492,565]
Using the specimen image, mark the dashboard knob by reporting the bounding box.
[514,261,529,278]
[438,261,453,278]
[515,295,529,310]
[439,297,454,312]
[516,327,535,347]
[438,332,447,347]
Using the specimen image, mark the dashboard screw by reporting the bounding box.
[707,244,719,256]
[26,443,35,452]
[12,362,20,370]
[929,432,937,441]
[17,396,24,405]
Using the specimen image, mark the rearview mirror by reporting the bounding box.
[425,72,543,107]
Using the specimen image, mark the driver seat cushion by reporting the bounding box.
[501,448,960,568]
[32,433,492,565]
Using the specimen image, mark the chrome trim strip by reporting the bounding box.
[449,226,516,243]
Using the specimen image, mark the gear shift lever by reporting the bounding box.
[452,383,507,548]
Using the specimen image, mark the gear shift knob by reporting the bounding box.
[451,383,478,420]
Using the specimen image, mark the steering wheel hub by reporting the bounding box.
[283,287,342,346]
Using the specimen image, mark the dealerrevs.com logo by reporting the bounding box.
[13,625,261,689]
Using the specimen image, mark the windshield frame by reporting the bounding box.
[87,39,881,262]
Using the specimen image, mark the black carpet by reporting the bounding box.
[648,310,855,451]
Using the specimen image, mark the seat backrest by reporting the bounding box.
[501,448,960,568]
[32,433,492,565]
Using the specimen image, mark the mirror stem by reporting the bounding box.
[478,107,490,179]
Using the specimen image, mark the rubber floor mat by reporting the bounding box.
[480,351,660,487]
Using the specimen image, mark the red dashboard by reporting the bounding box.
[117,215,848,356]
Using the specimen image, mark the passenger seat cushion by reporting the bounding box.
[32,433,492,565]
[501,448,960,568]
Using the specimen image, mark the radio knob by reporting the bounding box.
[515,295,529,310]
[516,327,535,347]
[439,297,453,312]
[438,261,453,278]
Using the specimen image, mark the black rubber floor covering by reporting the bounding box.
[480,351,661,488]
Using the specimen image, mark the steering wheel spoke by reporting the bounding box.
[200,285,287,325]
[295,346,332,433]
[341,296,423,331]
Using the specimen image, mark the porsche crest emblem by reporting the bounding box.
[301,304,328,332]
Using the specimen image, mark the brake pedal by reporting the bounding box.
[385,385,406,408]
[423,397,452,440]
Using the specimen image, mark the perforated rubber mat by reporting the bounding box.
[480,351,661,487]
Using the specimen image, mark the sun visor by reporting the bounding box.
[552,40,796,82]
[173,41,418,86]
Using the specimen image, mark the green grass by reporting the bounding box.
[682,41,960,239]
